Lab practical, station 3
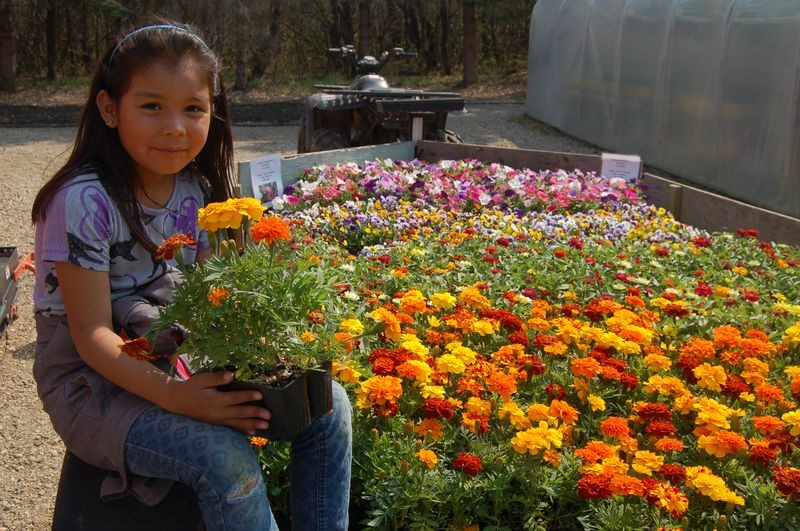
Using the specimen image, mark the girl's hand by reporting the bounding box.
[167,371,272,435]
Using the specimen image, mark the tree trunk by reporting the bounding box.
[0,0,15,91]
[439,0,451,75]
[233,0,248,90]
[357,0,372,57]
[462,0,477,86]
[46,0,57,80]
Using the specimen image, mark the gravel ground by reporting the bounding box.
[0,102,600,530]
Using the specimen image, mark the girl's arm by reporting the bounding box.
[55,261,271,434]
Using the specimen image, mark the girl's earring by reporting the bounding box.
[106,120,116,128]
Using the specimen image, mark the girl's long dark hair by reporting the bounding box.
[31,20,235,253]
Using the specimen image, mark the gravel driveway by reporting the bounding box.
[0,102,600,530]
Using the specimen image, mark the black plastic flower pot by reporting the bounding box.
[220,362,333,440]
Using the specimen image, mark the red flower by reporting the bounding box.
[373,402,399,417]
[619,372,639,389]
[576,473,613,500]
[694,280,713,297]
[371,357,396,376]
[545,384,566,401]
[748,445,778,467]
[452,452,483,476]
[690,236,712,247]
[118,330,155,361]
[646,421,677,438]
[421,398,454,420]
[658,463,686,485]
[636,402,673,421]
[736,228,759,239]
[773,466,800,498]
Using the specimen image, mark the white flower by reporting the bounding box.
[343,291,360,301]
[271,196,285,211]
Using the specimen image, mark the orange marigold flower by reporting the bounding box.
[485,370,518,401]
[655,438,685,453]
[250,216,292,245]
[713,325,742,349]
[208,287,230,307]
[570,357,602,379]
[600,417,631,439]
[697,430,748,458]
[610,474,645,496]
[249,436,269,447]
[772,466,800,498]
[360,375,403,405]
[414,418,444,441]
[577,473,613,499]
[752,415,785,435]
[155,233,197,260]
[549,399,579,426]
[415,449,438,469]
[754,383,785,404]
[679,337,716,360]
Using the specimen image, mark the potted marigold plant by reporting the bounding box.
[150,197,355,439]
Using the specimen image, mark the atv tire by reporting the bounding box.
[310,128,350,152]
[427,128,463,144]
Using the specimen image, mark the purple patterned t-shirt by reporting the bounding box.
[34,170,210,316]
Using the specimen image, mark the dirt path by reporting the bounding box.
[0,104,600,531]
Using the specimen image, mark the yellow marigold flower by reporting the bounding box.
[198,197,264,232]
[465,397,492,416]
[782,322,800,348]
[587,394,606,412]
[511,421,563,455]
[338,318,365,336]
[644,375,688,397]
[650,482,689,518]
[299,330,317,343]
[430,292,457,310]
[643,353,672,372]
[694,397,733,431]
[420,385,445,399]
[415,449,438,469]
[369,307,402,342]
[781,409,800,436]
[333,360,362,384]
[400,334,429,358]
[470,318,496,336]
[427,315,442,328]
[436,353,466,374]
[573,377,590,401]
[357,375,403,405]
[447,343,478,365]
[685,467,743,504]
[632,450,664,476]
[498,402,531,430]
[731,266,748,276]
[693,363,727,392]
[458,286,490,308]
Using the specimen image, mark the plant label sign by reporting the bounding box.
[601,153,642,183]
[250,152,284,207]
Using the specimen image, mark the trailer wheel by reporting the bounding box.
[310,128,350,152]
[427,128,463,143]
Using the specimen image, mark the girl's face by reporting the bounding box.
[97,59,212,185]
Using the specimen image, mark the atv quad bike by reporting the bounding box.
[297,45,465,153]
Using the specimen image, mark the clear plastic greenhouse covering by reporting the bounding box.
[525,0,800,220]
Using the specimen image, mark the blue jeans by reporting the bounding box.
[125,382,352,530]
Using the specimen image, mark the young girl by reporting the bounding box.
[31,21,351,530]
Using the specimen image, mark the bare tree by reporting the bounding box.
[233,0,247,90]
[0,0,15,91]
[462,0,477,85]
[357,0,372,57]
[439,0,451,75]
